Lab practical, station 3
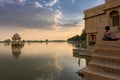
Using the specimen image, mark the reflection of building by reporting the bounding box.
[11,46,23,59]
[84,0,120,51]
[73,53,91,66]
[11,33,24,47]
[11,33,24,59]
[78,58,87,67]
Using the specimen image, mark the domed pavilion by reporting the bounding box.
[11,33,24,47]
[12,33,21,41]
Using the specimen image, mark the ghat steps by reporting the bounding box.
[84,41,120,80]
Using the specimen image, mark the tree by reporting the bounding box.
[67,35,81,41]
[80,30,86,41]
[67,30,86,41]
[4,39,11,43]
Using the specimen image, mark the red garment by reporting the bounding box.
[106,30,117,39]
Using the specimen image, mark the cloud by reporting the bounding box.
[34,1,42,8]
[0,1,61,30]
[59,22,79,27]
[46,0,59,7]
[71,0,75,3]
[0,0,16,6]
[0,0,84,31]
[18,0,26,3]
[0,0,26,6]
[58,6,61,9]
[93,0,104,6]
[57,15,83,27]
[54,10,63,23]
[43,1,46,4]
[58,21,82,27]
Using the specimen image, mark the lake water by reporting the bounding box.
[0,42,88,80]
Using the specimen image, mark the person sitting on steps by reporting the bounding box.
[102,26,119,41]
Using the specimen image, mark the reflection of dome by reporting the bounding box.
[12,33,21,41]
[12,46,23,59]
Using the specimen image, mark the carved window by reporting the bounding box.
[89,34,96,46]
[110,11,119,26]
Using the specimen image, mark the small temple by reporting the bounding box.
[11,33,24,47]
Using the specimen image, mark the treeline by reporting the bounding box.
[26,40,66,42]
[67,30,86,42]
[2,39,66,43]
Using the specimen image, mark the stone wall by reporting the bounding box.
[84,0,120,50]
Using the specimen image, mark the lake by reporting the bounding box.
[0,42,88,80]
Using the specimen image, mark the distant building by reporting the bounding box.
[12,33,21,41]
[84,0,120,51]
[11,33,24,47]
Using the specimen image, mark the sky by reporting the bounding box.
[0,0,105,41]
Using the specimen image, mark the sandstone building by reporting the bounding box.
[83,0,120,80]
[11,33,24,47]
[84,0,120,51]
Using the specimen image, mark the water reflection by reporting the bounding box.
[33,52,63,80]
[73,53,91,66]
[0,42,87,80]
[4,42,10,46]
[11,46,24,59]
[78,58,86,67]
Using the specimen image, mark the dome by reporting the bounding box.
[12,33,21,40]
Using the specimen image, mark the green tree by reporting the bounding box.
[80,30,86,41]
[67,30,86,41]
[67,35,81,41]
[4,39,11,43]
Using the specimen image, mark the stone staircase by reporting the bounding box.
[84,41,120,80]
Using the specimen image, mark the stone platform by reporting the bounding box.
[84,41,120,80]
[73,48,93,57]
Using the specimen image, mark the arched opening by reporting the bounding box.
[110,11,119,26]
[88,34,96,46]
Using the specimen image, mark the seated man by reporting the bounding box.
[102,26,119,41]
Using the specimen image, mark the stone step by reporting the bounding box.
[95,48,120,54]
[84,68,118,80]
[92,54,120,65]
[92,60,120,69]
[89,61,120,75]
[97,41,120,46]
[96,44,120,49]
[84,41,120,80]
[95,51,120,57]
